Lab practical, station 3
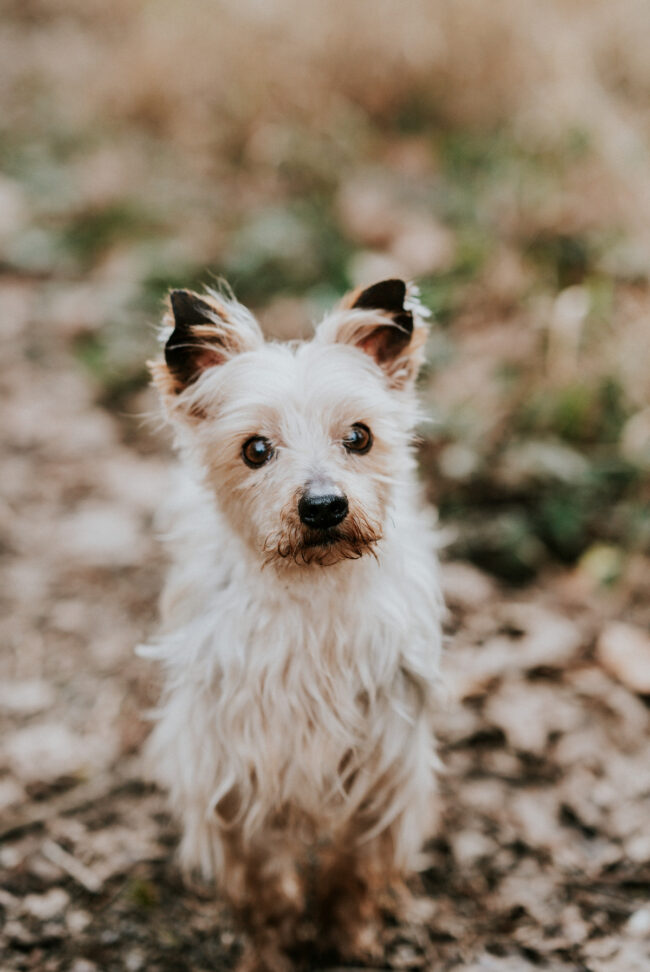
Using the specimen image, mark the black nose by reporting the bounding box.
[298,491,349,529]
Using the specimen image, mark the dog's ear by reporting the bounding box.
[344,279,414,364]
[152,289,262,396]
[318,279,429,388]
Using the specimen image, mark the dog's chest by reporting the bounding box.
[213,590,403,812]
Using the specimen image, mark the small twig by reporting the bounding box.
[41,839,103,894]
[0,760,143,842]
[572,886,639,917]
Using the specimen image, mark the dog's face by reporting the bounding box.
[151,280,429,567]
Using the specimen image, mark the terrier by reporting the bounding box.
[141,279,444,970]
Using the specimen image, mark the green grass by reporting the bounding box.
[60,202,163,268]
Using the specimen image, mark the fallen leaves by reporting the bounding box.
[444,602,583,699]
[3,722,117,785]
[0,679,55,716]
[1,168,649,969]
[484,679,582,754]
[597,621,650,694]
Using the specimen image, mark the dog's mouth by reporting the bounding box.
[302,528,342,548]
[262,508,383,568]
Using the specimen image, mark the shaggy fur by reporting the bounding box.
[140,279,444,969]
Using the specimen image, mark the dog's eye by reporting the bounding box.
[343,423,373,455]
[242,436,275,468]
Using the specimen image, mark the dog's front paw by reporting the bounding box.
[237,940,297,972]
[333,918,385,964]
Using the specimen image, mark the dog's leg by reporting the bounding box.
[316,833,394,962]
[223,833,305,972]
[316,790,435,963]
[237,939,295,972]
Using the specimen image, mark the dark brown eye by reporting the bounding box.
[242,436,274,468]
[343,423,373,455]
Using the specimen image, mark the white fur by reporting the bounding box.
[139,285,444,910]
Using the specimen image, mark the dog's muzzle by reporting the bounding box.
[298,487,348,530]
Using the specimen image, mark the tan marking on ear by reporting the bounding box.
[151,286,263,411]
[317,279,429,388]
[148,358,178,398]
[341,283,369,310]
[317,312,428,389]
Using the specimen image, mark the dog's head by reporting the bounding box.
[151,280,429,568]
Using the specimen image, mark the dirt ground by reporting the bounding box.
[1,289,650,972]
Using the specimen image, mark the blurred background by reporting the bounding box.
[3,0,650,579]
[1,2,650,970]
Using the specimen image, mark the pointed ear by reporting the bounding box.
[151,288,262,396]
[318,279,429,388]
[344,279,414,364]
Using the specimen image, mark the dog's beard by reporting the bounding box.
[262,509,382,568]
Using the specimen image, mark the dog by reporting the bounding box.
[140,278,444,970]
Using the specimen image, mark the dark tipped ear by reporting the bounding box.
[164,291,228,389]
[170,289,215,330]
[346,278,413,365]
[318,278,428,388]
[158,288,260,394]
[350,278,408,316]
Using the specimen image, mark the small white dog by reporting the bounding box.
[141,279,443,969]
